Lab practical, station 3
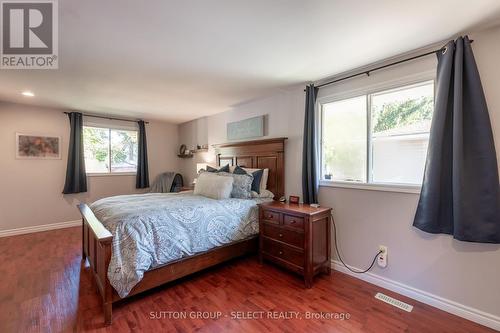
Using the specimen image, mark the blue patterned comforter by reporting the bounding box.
[89,192,268,298]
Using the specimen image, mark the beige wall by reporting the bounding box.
[178,88,305,190]
[0,102,179,230]
[177,25,500,320]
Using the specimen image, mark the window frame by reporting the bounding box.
[82,122,139,177]
[317,71,436,194]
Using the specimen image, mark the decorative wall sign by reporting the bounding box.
[227,115,264,141]
[16,133,61,159]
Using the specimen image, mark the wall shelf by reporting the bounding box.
[177,154,193,158]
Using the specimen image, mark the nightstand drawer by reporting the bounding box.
[283,214,304,230]
[262,238,304,267]
[262,223,303,248]
[261,209,281,224]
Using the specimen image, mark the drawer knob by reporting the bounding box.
[267,214,273,218]
[279,251,283,255]
[279,233,283,238]
[291,220,296,223]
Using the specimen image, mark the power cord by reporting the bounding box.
[332,213,382,274]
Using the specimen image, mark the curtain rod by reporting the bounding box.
[307,40,474,91]
[63,112,148,124]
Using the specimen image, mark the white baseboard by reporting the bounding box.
[331,260,500,331]
[0,220,81,238]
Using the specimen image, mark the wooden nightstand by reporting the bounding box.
[258,201,332,288]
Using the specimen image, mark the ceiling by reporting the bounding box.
[1,0,500,123]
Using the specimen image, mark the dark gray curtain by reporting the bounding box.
[62,112,87,194]
[302,84,319,204]
[413,36,500,243]
[136,120,150,189]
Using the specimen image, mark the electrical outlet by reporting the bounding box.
[377,245,388,268]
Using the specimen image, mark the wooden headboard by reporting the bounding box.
[213,137,287,200]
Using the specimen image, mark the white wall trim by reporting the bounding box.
[319,180,421,194]
[0,220,81,238]
[331,260,500,331]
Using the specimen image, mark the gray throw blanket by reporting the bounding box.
[150,172,176,193]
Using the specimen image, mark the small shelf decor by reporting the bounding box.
[177,144,193,158]
[193,144,208,153]
[178,144,207,158]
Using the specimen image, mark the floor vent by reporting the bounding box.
[375,292,413,312]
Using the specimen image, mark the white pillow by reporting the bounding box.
[229,166,269,191]
[251,189,274,199]
[194,173,233,200]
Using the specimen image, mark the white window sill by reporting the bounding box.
[87,172,136,177]
[319,180,421,194]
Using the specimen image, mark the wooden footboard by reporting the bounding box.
[79,204,114,324]
[78,203,258,325]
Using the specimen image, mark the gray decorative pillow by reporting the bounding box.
[218,172,253,199]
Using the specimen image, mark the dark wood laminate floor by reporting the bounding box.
[0,227,494,333]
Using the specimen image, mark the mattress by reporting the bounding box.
[90,192,269,298]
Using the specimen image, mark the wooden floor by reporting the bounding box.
[0,227,494,333]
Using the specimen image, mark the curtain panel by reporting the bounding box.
[302,84,319,204]
[136,120,150,189]
[413,36,500,243]
[62,112,87,194]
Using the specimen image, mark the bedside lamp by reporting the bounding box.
[196,163,208,174]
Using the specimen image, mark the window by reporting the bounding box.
[83,126,138,174]
[321,80,434,187]
[322,96,367,182]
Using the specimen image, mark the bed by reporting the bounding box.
[79,137,286,324]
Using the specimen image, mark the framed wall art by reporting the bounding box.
[16,133,61,159]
